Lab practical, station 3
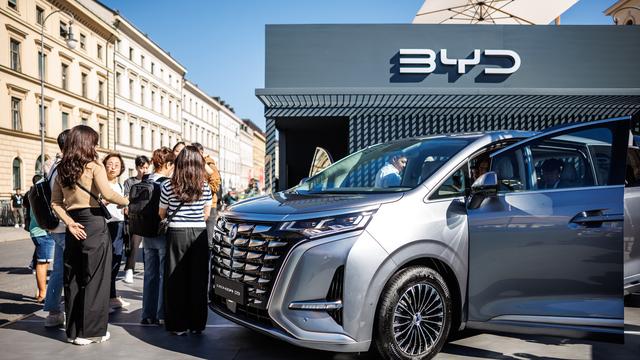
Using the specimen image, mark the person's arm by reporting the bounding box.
[202,184,212,222]
[51,178,86,240]
[92,163,129,206]
[158,181,169,220]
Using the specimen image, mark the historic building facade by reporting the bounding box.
[79,0,186,177]
[218,106,242,190]
[606,0,640,25]
[1,0,117,197]
[182,79,220,163]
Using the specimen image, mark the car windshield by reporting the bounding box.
[290,137,472,194]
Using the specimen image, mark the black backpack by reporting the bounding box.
[128,175,169,237]
[27,166,60,230]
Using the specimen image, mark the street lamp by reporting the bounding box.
[39,10,77,175]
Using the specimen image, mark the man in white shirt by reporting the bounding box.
[374,154,408,188]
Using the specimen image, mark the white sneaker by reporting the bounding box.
[44,312,65,328]
[14,224,19,228]
[123,269,134,284]
[71,331,110,345]
[109,296,130,309]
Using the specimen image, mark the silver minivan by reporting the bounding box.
[210,117,639,360]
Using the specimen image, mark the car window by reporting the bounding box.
[626,148,640,187]
[529,140,594,190]
[491,148,527,192]
[492,126,615,193]
[432,167,467,199]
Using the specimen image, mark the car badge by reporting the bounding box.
[229,224,239,240]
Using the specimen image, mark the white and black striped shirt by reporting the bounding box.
[159,180,212,228]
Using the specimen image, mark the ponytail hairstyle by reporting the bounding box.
[171,145,206,202]
[58,125,99,188]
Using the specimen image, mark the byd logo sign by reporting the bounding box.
[398,49,521,75]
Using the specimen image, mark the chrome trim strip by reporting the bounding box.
[289,300,343,311]
[490,315,623,328]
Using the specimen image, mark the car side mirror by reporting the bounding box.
[467,171,498,209]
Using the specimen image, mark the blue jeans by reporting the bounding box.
[142,235,166,321]
[43,232,65,313]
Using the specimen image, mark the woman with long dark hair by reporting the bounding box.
[51,125,129,345]
[159,145,212,335]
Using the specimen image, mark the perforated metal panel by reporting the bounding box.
[261,93,640,190]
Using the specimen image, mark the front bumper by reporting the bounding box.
[209,229,388,353]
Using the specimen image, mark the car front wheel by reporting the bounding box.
[374,266,452,360]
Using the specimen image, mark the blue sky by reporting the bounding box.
[99,0,614,131]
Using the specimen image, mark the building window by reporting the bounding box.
[116,117,121,139]
[97,44,103,60]
[129,122,134,146]
[169,100,173,119]
[116,39,121,52]
[160,132,164,147]
[115,72,121,94]
[61,111,69,130]
[160,95,165,114]
[140,54,145,67]
[626,19,635,25]
[80,33,86,49]
[141,125,146,149]
[59,21,67,37]
[151,129,155,148]
[12,158,21,191]
[61,63,68,90]
[151,90,155,110]
[99,123,105,148]
[11,97,22,130]
[8,0,17,11]
[151,62,155,74]
[129,47,133,60]
[81,117,88,126]
[169,74,172,85]
[160,68,163,79]
[38,51,46,79]
[81,73,87,97]
[140,84,145,105]
[10,39,20,71]
[129,79,134,100]
[36,6,44,25]
[98,80,104,104]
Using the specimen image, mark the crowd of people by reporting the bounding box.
[14,124,265,345]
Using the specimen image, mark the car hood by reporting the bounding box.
[223,192,404,222]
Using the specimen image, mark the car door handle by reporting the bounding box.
[570,211,623,227]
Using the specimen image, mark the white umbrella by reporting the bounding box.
[412,0,579,25]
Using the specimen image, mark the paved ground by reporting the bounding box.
[1,226,639,359]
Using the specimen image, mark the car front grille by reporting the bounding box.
[210,216,303,317]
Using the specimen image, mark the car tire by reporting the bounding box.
[374,266,452,360]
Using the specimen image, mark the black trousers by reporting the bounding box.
[64,208,111,339]
[164,227,209,332]
[125,234,142,271]
[107,221,124,299]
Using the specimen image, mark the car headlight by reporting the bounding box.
[279,211,375,239]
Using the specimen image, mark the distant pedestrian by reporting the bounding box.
[43,130,70,328]
[160,145,212,335]
[11,188,24,228]
[222,189,238,209]
[27,174,54,303]
[172,141,186,157]
[103,153,130,311]
[51,125,129,345]
[141,147,175,325]
[122,155,150,284]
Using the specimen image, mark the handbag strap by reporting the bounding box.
[166,201,185,223]
[76,182,102,202]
